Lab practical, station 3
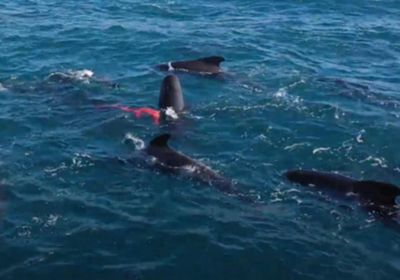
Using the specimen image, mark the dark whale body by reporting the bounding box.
[285,170,400,218]
[158,75,184,113]
[157,56,225,75]
[145,134,254,202]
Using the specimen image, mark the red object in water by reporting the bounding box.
[98,105,161,124]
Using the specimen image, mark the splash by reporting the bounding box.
[356,129,365,143]
[124,133,145,150]
[284,142,311,151]
[47,69,94,84]
[0,83,7,91]
[312,147,331,154]
[274,79,305,99]
[360,156,387,168]
[164,107,179,120]
[71,153,94,169]
[70,69,94,80]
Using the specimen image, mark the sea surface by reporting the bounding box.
[1,1,400,279]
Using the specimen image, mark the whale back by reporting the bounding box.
[285,170,355,192]
[198,56,225,66]
[145,134,254,203]
[157,56,225,74]
[172,56,225,73]
[353,180,400,206]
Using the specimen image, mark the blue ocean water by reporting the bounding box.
[1,0,400,279]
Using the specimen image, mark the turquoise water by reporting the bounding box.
[1,1,400,279]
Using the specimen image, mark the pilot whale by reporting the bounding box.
[157,56,225,75]
[285,170,400,218]
[46,70,119,88]
[159,75,185,113]
[145,134,254,202]
[97,75,185,124]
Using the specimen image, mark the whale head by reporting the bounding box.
[158,75,184,113]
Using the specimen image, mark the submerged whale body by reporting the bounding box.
[157,56,225,74]
[145,134,254,202]
[46,70,119,88]
[285,170,400,218]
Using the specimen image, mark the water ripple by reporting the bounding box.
[1,0,400,279]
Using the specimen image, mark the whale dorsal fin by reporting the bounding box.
[149,134,171,148]
[199,56,225,66]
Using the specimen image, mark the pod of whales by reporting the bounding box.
[5,54,399,230]
[285,170,400,218]
[157,56,225,74]
[145,134,254,202]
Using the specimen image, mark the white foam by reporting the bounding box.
[32,214,60,227]
[124,133,145,150]
[146,156,158,165]
[284,142,310,151]
[356,129,365,143]
[360,156,387,168]
[256,134,268,141]
[0,83,7,91]
[273,79,305,99]
[312,147,331,154]
[71,69,94,79]
[17,226,31,238]
[44,214,60,227]
[71,153,94,169]
[274,88,287,98]
[32,217,42,224]
[182,165,197,174]
[165,107,179,120]
[47,69,94,83]
[44,162,68,175]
